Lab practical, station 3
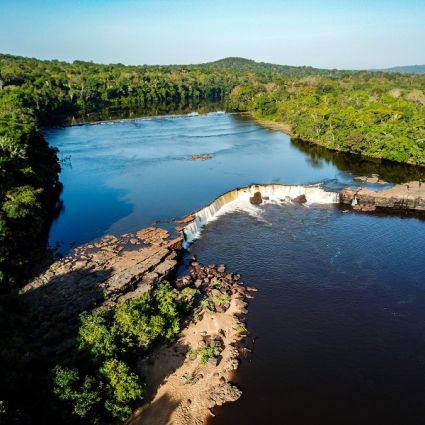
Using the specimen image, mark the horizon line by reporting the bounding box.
[1,50,424,72]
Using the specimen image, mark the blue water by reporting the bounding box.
[44,111,425,424]
[45,112,363,250]
[191,205,425,425]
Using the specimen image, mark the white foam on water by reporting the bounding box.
[182,184,339,247]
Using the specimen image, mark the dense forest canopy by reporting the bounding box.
[0,52,424,287]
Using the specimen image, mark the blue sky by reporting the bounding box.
[1,0,424,69]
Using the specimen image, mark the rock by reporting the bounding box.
[176,215,195,224]
[136,227,170,244]
[353,204,376,212]
[191,154,213,160]
[20,226,182,352]
[207,383,242,408]
[215,304,227,313]
[233,285,246,295]
[353,176,368,182]
[292,194,307,204]
[217,264,226,273]
[340,182,425,212]
[249,191,263,205]
[208,357,219,366]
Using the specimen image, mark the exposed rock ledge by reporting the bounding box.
[20,227,183,351]
[340,181,425,212]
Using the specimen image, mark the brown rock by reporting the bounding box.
[191,154,213,161]
[340,182,425,212]
[249,191,263,205]
[292,194,307,204]
[176,215,195,224]
[136,227,170,244]
[20,226,182,352]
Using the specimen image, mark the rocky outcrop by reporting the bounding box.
[20,227,183,350]
[340,181,425,212]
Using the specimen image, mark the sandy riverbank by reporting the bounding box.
[239,112,293,135]
[128,262,254,425]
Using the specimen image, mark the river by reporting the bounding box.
[44,111,425,425]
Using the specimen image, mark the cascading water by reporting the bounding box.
[182,184,340,246]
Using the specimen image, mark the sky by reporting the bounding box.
[1,0,424,69]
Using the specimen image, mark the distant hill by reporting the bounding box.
[376,64,425,74]
[199,57,343,77]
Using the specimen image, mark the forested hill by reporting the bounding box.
[200,57,342,77]
[378,64,425,74]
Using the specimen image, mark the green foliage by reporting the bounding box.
[197,343,222,365]
[2,185,42,219]
[181,373,195,385]
[200,298,215,312]
[54,282,195,423]
[100,359,142,421]
[0,98,60,287]
[234,323,247,334]
[231,71,425,165]
[53,367,101,418]
[211,293,231,306]
[78,310,118,359]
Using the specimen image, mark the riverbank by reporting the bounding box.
[247,112,425,169]
[129,260,252,425]
[244,113,293,135]
[19,227,250,424]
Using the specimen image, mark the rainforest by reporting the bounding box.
[1,51,425,425]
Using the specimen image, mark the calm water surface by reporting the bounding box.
[44,112,425,424]
[45,112,379,249]
[192,206,425,425]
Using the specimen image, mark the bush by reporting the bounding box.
[53,282,197,423]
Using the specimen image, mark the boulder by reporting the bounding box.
[249,191,263,205]
[292,194,307,204]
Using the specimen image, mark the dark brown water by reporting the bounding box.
[188,204,425,425]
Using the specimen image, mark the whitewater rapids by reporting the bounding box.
[182,184,339,246]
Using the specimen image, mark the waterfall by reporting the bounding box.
[182,184,339,246]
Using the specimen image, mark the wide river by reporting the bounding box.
[45,112,425,425]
